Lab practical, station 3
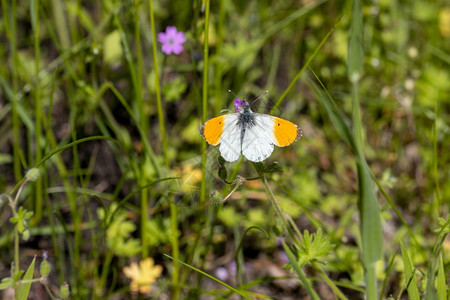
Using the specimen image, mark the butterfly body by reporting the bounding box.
[201,101,302,162]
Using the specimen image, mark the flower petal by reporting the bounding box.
[172,45,184,55]
[139,285,152,294]
[161,44,174,55]
[176,32,186,44]
[158,32,168,43]
[166,26,177,36]
[149,265,163,277]
[123,263,140,279]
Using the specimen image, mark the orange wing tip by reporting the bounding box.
[200,115,225,146]
[273,118,302,147]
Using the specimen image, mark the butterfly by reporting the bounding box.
[200,98,302,162]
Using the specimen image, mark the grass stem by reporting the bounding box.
[33,0,43,223]
[148,0,168,166]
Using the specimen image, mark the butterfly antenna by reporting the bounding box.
[252,90,269,105]
[228,89,239,99]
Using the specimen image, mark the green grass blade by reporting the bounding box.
[309,71,417,246]
[50,0,70,48]
[17,256,36,300]
[271,15,341,114]
[163,253,252,300]
[347,0,363,83]
[357,162,382,298]
[282,242,320,300]
[400,241,420,300]
[235,226,269,262]
[148,0,168,165]
[348,1,382,298]
[307,74,356,151]
[309,72,384,271]
[357,155,383,267]
[32,0,43,223]
[309,76,384,270]
[7,0,22,181]
[436,254,447,300]
[200,0,211,205]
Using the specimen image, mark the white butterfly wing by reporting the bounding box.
[242,114,276,162]
[218,114,242,162]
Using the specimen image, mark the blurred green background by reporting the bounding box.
[0,0,448,299]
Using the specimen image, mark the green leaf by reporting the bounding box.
[253,162,264,173]
[436,254,447,300]
[103,205,141,257]
[263,161,282,174]
[297,229,334,267]
[18,256,36,300]
[0,277,13,290]
[162,77,187,102]
[400,242,420,300]
[145,218,170,247]
[13,270,24,282]
[103,30,123,64]
[114,239,141,256]
[358,162,382,264]
[218,165,228,181]
[10,207,34,234]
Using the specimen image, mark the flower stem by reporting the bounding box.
[14,226,19,274]
[32,0,43,224]
[312,262,348,300]
[170,202,180,299]
[200,0,211,205]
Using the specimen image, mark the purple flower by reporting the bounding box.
[158,26,186,55]
[234,98,246,113]
[276,250,289,263]
[276,236,285,247]
[215,267,228,281]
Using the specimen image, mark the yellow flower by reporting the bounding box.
[123,258,163,293]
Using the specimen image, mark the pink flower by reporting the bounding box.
[158,26,186,55]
